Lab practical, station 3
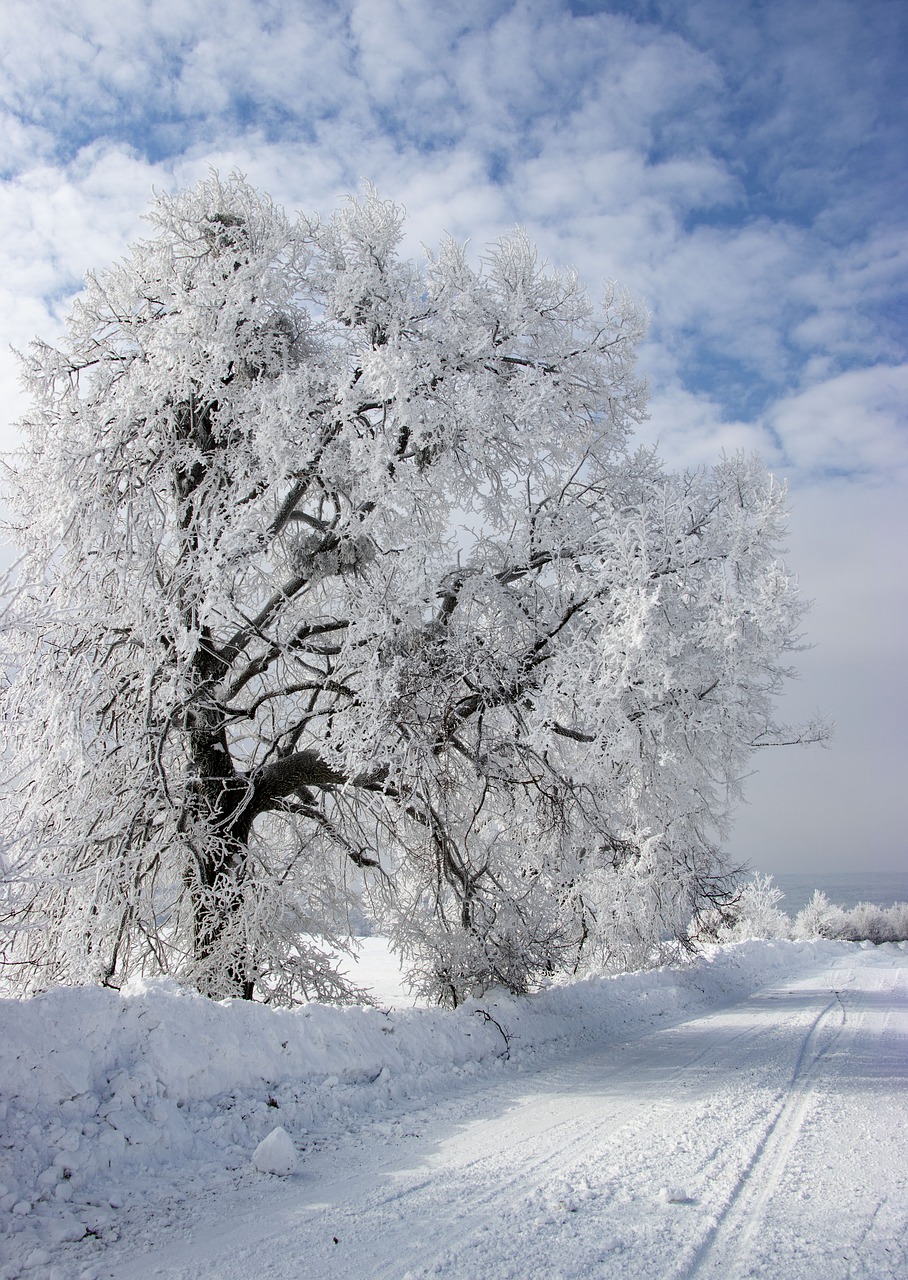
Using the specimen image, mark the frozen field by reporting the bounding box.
[1,939,905,1279]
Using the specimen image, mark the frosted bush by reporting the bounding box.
[793,890,848,940]
[716,874,791,942]
[693,878,908,948]
[885,901,908,940]
[789,894,908,943]
[836,901,904,944]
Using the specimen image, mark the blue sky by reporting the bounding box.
[1,0,905,874]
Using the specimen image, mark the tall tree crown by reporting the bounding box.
[1,175,817,1004]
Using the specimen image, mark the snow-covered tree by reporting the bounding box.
[701,873,792,943]
[0,175,821,1004]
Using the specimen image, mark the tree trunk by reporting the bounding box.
[181,721,258,999]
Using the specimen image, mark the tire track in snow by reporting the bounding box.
[109,1014,773,1280]
[108,958,904,1280]
[323,1076,675,1280]
[307,1000,825,1280]
[679,985,851,1280]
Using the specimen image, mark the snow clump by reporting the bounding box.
[659,1185,693,1204]
[252,1127,298,1175]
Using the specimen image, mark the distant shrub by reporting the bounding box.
[793,893,908,943]
[698,878,908,946]
[887,901,908,939]
[793,890,848,939]
[839,902,889,943]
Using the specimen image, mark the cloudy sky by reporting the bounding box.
[1,0,905,875]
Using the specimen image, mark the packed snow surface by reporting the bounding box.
[1,939,905,1279]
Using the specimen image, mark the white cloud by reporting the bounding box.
[769,365,908,478]
[640,381,777,472]
[0,146,173,456]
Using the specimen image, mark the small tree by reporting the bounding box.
[0,175,821,1003]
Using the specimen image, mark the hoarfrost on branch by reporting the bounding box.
[0,176,823,1004]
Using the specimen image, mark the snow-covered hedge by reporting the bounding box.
[796,893,908,943]
[704,876,908,944]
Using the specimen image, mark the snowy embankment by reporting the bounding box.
[0,939,900,1278]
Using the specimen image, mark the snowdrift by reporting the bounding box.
[0,938,889,1276]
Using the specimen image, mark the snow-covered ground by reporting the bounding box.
[1,939,905,1279]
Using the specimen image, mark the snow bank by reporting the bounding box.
[0,938,886,1276]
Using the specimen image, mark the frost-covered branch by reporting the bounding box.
[0,175,821,1006]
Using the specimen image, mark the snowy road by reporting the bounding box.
[106,946,907,1280]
